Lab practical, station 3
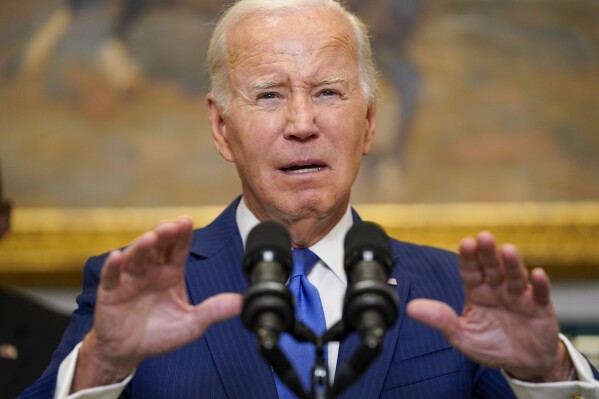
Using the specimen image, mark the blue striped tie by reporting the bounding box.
[274,248,327,398]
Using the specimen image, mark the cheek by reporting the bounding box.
[329,117,368,155]
[261,114,286,138]
[238,110,284,141]
[228,116,281,167]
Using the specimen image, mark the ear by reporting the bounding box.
[206,92,235,162]
[362,101,377,155]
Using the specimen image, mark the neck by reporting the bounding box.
[283,209,346,248]
[243,197,349,248]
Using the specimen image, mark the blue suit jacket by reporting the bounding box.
[23,197,585,398]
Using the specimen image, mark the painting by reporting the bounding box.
[0,0,598,282]
[1,0,596,206]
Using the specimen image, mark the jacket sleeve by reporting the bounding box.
[17,254,107,399]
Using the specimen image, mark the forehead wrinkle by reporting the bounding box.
[328,30,358,59]
[229,11,358,66]
[225,8,361,97]
[228,45,298,79]
[305,35,358,78]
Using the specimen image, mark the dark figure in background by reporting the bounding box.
[348,0,422,165]
[0,169,71,399]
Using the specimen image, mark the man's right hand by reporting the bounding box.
[70,217,242,393]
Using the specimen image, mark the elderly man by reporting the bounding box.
[20,0,599,398]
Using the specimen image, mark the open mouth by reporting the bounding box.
[279,162,327,174]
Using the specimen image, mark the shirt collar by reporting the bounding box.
[236,197,351,285]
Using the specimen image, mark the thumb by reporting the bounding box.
[406,299,460,340]
[192,293,243,334]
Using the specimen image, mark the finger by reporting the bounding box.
[476,231,504,286]
[406,299,460,344]
[169,217,193,266]
[100,250,124,290]
[150,220,183,263]
[192,293,243,335]
[500,244,528,296]
[530,268,551,306]
[459,237,485,288]
[122,230,159,275]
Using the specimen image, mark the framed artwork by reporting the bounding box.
[0,0,597,283]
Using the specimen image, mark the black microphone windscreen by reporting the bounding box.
[244,221,292,274]
[344,221,391,256]
[246,221,291,254]
[344,222,392,273]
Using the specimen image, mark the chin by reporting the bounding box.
[279,191,345,221]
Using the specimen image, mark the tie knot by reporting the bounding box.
[291,248,319,278]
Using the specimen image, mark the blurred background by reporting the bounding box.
[0,0,597,205]
[0,0,598,372]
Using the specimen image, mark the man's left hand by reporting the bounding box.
[406,231,572,382]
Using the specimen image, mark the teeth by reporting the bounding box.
[287,166,322,174]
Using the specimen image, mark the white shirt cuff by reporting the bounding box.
[55,342,135,399]
[505,333,599,399]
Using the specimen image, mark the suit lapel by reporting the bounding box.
[185,198,279,399]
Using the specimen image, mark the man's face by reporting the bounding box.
[208,7,376,225]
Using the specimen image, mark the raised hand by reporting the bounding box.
[71,217,242,392]
[406,231,572,382]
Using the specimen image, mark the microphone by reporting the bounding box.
[332,222,399,395]
[241,221,294,349]
[342,221,399,348]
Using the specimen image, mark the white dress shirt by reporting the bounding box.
[54,198,599,398]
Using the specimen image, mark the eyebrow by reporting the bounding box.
[317,75,348,86]
[250,79,281,90]
[249,75,349,91]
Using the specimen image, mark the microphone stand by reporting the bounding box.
[257,319,317,399]
[254,317,385,399]
[242,221,398,398]
[325,321,382,397]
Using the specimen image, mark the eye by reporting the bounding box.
[319,89,338,97]
[258,92,278,100]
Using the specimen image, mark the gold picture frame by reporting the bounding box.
[1,202,598,285]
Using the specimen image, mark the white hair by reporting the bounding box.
[207,0,378,113]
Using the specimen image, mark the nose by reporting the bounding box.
[283,94,319,141]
